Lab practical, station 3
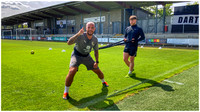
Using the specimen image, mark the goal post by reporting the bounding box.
[16,28,36,41]
[1,29,12,39]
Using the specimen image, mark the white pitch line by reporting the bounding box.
[68,59,198,110]
[163,79,184,85]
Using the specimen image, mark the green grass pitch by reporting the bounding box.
[105,65,199,111]
[1,40,199,110]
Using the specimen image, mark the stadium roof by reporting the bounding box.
[2,1,181,25]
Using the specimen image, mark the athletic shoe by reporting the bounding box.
[102,82,109,87]
[63,92,69,100]
[125,73,132,78]
[125,73,135,78]
[125,69,135,78]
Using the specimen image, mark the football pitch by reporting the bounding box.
[1,40,199,110]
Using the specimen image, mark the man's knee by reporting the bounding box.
[130,56,135,62]
[68,67,77,75]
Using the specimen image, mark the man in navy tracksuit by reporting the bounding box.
[123,15,145,77]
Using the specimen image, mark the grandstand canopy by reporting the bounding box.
[2,1,180,25]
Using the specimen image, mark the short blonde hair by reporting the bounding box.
[129,15,137,20]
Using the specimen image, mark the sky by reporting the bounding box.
[1,0,199,9]
[160,1,199,11]
[1,0,199,17]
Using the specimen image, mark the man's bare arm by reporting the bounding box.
[94,50,99,62]
[67,27,84,45]
[67,33,80,45]
[93,50,99,68]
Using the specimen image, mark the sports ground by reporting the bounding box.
[1,40,199,110]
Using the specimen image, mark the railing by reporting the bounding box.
[1,33,199,47]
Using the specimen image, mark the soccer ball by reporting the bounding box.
[31,50,34,54]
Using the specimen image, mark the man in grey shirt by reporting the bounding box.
[63,22,109,100]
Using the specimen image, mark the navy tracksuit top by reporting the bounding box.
[124,24,145,48]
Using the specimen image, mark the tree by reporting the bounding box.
[186,1,199,5]
[141,4,173,18]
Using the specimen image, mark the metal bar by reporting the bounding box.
[67,5,90,14]
[11,29,13,39]
[30,13,49,19]
[66,16,68,34]
[163,4,166,33]
[74,16,76,33]
[30,28,32,41]
[81,14,83,28]
[123,8,126,34]
[100,10,101,34]
[147,15,149,33]
[53,17,56,34]
[108,13,110,34]
[43,19,45,35]
[16,27,17,40]
[85,2,109,12]
[52,9,75,16]
[155,5,158,34]
[41,11,63,18]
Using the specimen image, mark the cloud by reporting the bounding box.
[1,4,20,10]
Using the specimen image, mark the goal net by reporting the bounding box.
[16,28,36,41]
[1,29,13,39]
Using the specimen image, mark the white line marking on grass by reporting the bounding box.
[163,80,184,85]
[107,59,198,97]
[69,59,198,110]
[141,47,198,52]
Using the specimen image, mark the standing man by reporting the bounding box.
[123,15,145,77]
[63,22,109,100]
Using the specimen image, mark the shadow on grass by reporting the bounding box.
[109,73,174,98]
[130,73,174,91]
[68,86,120,110]
[104,73,174,110]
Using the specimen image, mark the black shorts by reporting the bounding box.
[69,51,99,70]
[123,47,137,57]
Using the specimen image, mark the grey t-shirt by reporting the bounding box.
[74,32,98,55]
